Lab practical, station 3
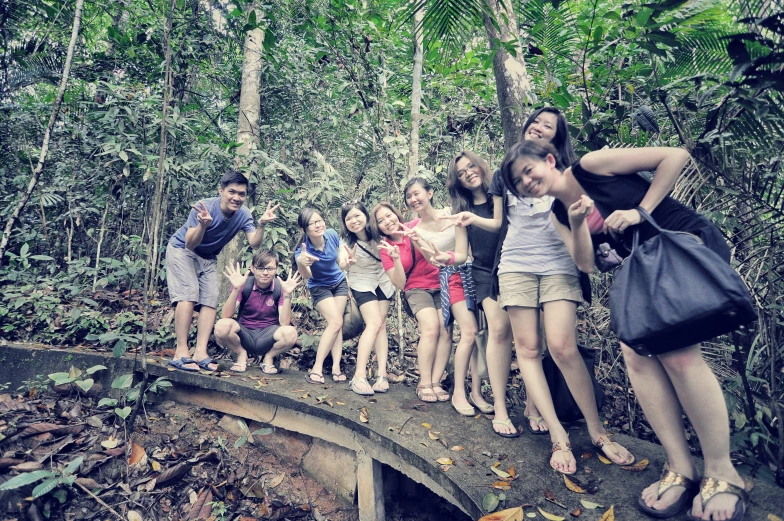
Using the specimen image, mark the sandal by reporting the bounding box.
[349,378,375,396]
[167,358,199,372]
[492,418,520,438]
[525,414,549,435]
[372,376,389,393]
[550,441,576,475]
[306,372,325,384]
[260,363,278,375]
[431,385,450,402]
[331,372,347,382]
[229,363,247,373]
[594,433,635,465]
[416,385,437,403]
[638,465,699,519]
[469,394,494,414]
[686,477,750,521]
[194,356,218,371]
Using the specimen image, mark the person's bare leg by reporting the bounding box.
[171,300,201,370]
[328,295,348,378]
[656,345,743,520]
[214,318,247,371]
[523,309,547,433]
[192,306,218,370]
[509,305,575,474]
[430,321,452,400]
[309,297,345,382]
[450,301,478,410]
[374,300,391,380]
[414,307,440,401]
[484,298,516,434]
[262,326,298,367]
[350,300,384,393]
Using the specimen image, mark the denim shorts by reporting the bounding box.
[310,278,349,306]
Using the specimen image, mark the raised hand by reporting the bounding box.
[568,195,595,223]
[439,212,475,231]
[191,201,213,226]
[343,244,358,266]
[223,262,249,290]
[603,206,642,240]
[377,239,400,260]
[428,241,451,267]
[280,268,302,295]
[258,201,280,224]
[297,242,320,267]
[398,222,421,242]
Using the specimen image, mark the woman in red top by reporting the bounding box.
[372,201,449,404]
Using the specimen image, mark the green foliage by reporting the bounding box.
[233,418,274,448]
[0,456,83,500]
[47,364,106,392]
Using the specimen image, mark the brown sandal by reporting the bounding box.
[431,385,450,402]
[638,465,699,518]
[416,384,437,403]
[686,477,750,521]
[594,433,635,465]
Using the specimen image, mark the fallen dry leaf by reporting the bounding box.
[421,422,432,429]
[490,465,511,478]
[620,458,649,472]
[436,457,453,466]
[268,473,285,488]
[359,407,369,423]
[10,461,43,472]
[581,452,592,459]
[768,515,783,521]
[564,475,586,494]
[538,507,565,521]
[492,481,511,490]
[450,446,464,451]
[151,461,161,471]
[597,454,612,464]
[74,478,101,490]
[428,430,439,440]
[580,500,603,509]
[477,506,524,521]
[544,489,566,509]
[128,442,147,466]
[127,511,143,521]
[507,465,515,478]
[336,401,346,405]
[185,488,213,521]
[101,436,121,449]
[570,507,581,517]
[599,505,614,521]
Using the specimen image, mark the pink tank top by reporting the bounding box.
[585,206,605,234]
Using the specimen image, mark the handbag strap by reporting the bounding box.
[631,206,664,251]
[355,241,381,262]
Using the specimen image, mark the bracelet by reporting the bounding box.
[447,251,456,265]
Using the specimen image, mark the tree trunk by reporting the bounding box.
[0,0,84,266]
[408,10,424,178]
[217,2,265,300]
[483,0,533,151]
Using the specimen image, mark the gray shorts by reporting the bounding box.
[238,324,280,356]
[166,242,219,308]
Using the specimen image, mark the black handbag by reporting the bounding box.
[342,288,364,340]
[609,207,756,355]
[541,344,605,423]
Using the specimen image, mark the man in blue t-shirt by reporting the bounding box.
[166,170,279,372]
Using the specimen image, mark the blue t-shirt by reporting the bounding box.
[293,229,346,289]
[168,197,256,259]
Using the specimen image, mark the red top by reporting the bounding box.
[586,206,606,235]
[380,219,440,291]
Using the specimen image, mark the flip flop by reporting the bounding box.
[229,363,247,373]
[492,418,521,438]
[638,466,699,519]
[372,376,389,393]
[594,433,635,466]
[686,477,749,521]
[168,358,199,372]
[194,356,217,371]
[260,363,278,375]
[526,414,549,435]
[307,372,325,384]
[331,372,347,382]
[349,378,375,396]
[431,385,450,402]
[550,441,577,475]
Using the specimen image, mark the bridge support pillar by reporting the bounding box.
[357,452,385,521]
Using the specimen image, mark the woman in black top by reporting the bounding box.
[502,141,747,521]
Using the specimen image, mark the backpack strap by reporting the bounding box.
[271,277,282,305]
[236,276,256,320]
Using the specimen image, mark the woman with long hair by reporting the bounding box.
[294,207,348,384]
[338,201,394,395]
[503,141,748,520]
[399,177,491,416]
[372,201,449,404]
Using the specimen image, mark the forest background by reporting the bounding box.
[0,0,782,489]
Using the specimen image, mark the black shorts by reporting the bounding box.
[472,267,495,309]
[238,324,280,356]
[353,286,392,307]
[310,278,349,306]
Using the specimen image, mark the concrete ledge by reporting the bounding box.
[1,343,782,521]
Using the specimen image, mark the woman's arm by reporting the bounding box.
[551,196,596,273]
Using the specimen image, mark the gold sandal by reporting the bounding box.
[686,477,750,521]
[594,433,635,465]
[550,441,576,475]
[637,465,699,518]
[416,384,437,403]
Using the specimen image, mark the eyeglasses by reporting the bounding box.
[342,200,359,208]
[457,163,477,179]
[253,266,276,273]
[308,219,325,228]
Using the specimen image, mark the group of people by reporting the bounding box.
[164,107,749,521]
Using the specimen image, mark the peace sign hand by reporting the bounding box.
[377,239,400,260]
[439,212,475,232]
[223,262,250,290]
[428,241,451,267]
[191,201,213,226]
[344,244,358,266]
[258,201,280,225]
[398,222,421,242]
[280,268,302,295]
[297,242,320,267]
